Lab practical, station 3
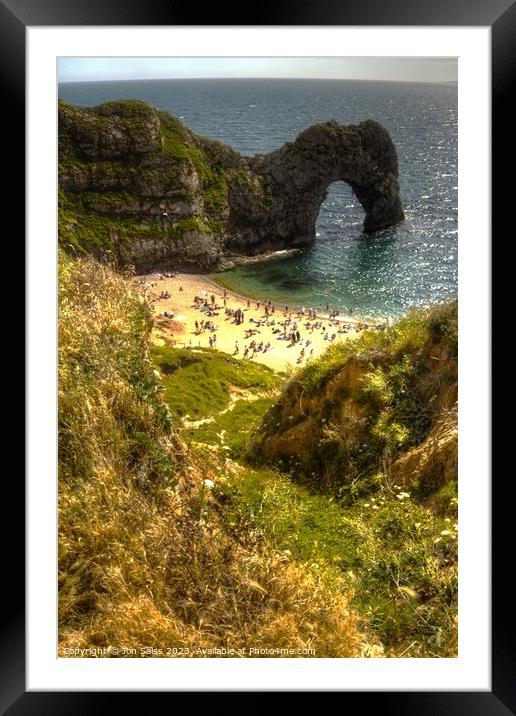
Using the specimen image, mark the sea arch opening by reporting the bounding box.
[314,181,365,242]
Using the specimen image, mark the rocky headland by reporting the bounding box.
[59,99,404,273]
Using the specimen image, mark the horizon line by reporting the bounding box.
[59,76,458,85]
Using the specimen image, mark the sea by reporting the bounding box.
[58,78,458,319]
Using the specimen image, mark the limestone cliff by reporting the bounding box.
[59,99,404,272]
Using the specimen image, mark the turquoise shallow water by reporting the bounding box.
[59,78,457,319]
[210,213,456,319]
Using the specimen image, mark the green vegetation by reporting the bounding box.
[58,248,457,659]
[59,253,373,658]
[59,101,233,258]
[151,345,280,419]
[59,98,157,138]
[81,189,136,210]
[59,100,110,134]
[59,208,157,253]
[58,100,458,659]
[59,205,220,256]
[214,466,457,657]
[58,251,174,491]
[150,303,457,657]
[158,111,195,162]
[254,302,458,497]
[170,216,203,236]
[229,166,273,212]
[298,305,455,397]
[203,168,228,212]
[193,397,276,457]
[158,110,229,214]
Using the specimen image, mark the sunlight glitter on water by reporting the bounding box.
[59,78,458,319]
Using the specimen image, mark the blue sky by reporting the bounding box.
[58,57,457,83]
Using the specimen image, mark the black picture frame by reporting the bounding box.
[9,0,506,710]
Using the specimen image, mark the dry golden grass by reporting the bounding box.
[58,252,375,657]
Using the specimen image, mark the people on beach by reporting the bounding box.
[150,273,384,368]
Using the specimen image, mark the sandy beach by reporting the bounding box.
[140,272,383,373]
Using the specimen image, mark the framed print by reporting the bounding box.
[9,0,507,709]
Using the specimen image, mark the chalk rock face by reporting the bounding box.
[59,100,404,272]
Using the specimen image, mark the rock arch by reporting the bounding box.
[231,119,404,254]
[59,101,404,271]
